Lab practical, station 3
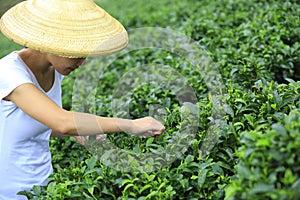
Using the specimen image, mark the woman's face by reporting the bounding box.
[47,54,86,75]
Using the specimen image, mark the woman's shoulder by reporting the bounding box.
[0,51,28,71]
[0,51,18,61]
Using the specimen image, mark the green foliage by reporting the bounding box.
[1,0,300,199]
[0,33,22,57]
[225,108,300,200]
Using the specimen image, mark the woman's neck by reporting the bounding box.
[17,48,53,75]
[17,48,55,92]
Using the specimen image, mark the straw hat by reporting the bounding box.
[0,0,128,58]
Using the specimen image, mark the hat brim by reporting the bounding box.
[0,0,128,58]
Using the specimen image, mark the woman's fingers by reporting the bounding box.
[131,117,165,137]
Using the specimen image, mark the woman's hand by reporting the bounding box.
[129,117,165,137]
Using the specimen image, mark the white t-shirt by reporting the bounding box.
[0,52,63,199]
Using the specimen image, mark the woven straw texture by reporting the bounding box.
[0,0,128,58]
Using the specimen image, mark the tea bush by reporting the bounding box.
[226,106,300,200]
[1,0,300,199]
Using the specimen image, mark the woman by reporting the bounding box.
[0,0,165,199]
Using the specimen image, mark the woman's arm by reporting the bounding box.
[5,83,165,137]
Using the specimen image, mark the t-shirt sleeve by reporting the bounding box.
[0,63,33,100]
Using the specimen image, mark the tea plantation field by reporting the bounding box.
[1,0,300,199]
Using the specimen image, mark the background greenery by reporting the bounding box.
[1,0,300,199]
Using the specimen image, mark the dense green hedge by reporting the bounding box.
[1,0,299,199]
